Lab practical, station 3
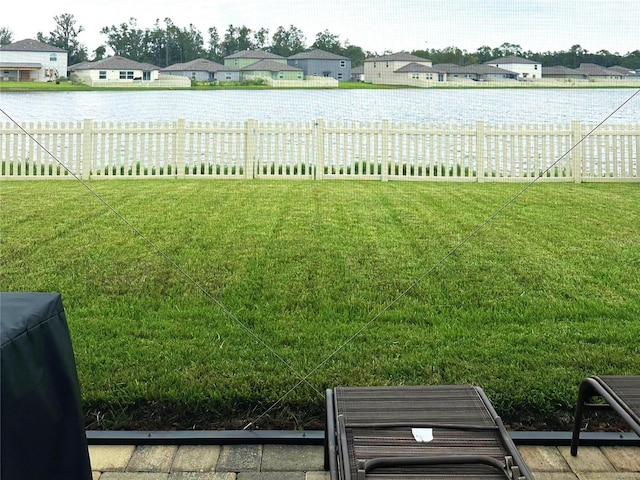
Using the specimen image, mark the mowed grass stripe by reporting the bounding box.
[1,180,638,429]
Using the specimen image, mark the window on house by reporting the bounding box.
[191,72,196,80]
[534,64,538,69]
[386,62,389,68]
[50,53,57,61]
[279,73,284,79]
[411,73,419,79]
[99,71,106,79]
[337,72,343,79]
[340,60,346,68]
[119,71,134,79]
[225,74,232,80]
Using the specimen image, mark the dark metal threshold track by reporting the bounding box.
[86,429,640,447]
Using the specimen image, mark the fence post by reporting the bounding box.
[381,120,389,182]
[476,121,485,182]
[314,119,325,180]
[245,119,257,179]
[81,119,93,180]
[175,119,186,178]
[571,120,583,183]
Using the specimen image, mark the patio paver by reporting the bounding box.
[558,446,619,473]
[171,445,221,472]
[127,445,178,473]
[260,444,324,471]
[89,445,136,471]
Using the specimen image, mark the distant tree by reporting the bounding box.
[270,25,306,57]
[253,27,269,50]
[206,27,222,61]
[474,45,493,63]
[0,27,13,45]
[92,45,107,61]
[342,42,367,66]
[38,13,88,64]
[219,24,255,56]
[100,18,147,61]
[312,29,342,55]
[620,50,640,69]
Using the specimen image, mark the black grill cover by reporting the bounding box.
[1,292,92,480]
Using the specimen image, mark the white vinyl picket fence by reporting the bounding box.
[1,119,638,182]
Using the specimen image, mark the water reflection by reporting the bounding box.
[1,88,638,125]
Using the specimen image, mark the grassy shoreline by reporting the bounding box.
[1,180,639,430]
[2,79,638,92]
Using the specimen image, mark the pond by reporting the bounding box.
[1,88,639,125]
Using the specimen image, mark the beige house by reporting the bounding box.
[364,53,433,85]
[0,39,67,82]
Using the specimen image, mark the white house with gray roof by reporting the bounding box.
[435,63,518,81]
[483,55,541,80]
[364,53,433,85]
[287,49,351,81]
[0,39,67,82]
[69,56,189,87]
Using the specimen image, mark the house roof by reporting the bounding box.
[365,53,430,63]
[0,38,67,53]
[241,59,301,72]
[70,56,160,71]
[484,55,539,65]
[225,50,284,60]
[287,49,349,61]
[434,63,517,76]
[394,62,441,73]
[161,58,231,72]
[67,61,93,71]
[608,65,635,76]
[575,63,622,76]
[541,66,581,75]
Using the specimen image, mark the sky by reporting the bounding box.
[4,0,639,56]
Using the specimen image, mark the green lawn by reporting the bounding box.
[1,180,638,430]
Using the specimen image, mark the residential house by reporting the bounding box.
[608,66,635,76]
[287,49,351,81]
[240,59,303,81]
[435,63,518,81]
[364,53,433,85]
[161,58,239,82]
[224,50,286,70]
[0,38,67,82]
[483,55,542,79]
[394,63,446,83]
[574,63,627,80]
[351,65,364,82]
[68,56,189,87]
[541,66,585,79]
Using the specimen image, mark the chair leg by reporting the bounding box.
[571,379,595,456]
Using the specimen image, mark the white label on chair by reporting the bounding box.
[411,428,433,442]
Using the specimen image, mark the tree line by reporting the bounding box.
[1,14,639,70]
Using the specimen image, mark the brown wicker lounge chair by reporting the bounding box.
[571,375,640,456]
[325,385,533,479]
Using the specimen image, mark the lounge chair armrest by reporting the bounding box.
[358,454,523,480]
